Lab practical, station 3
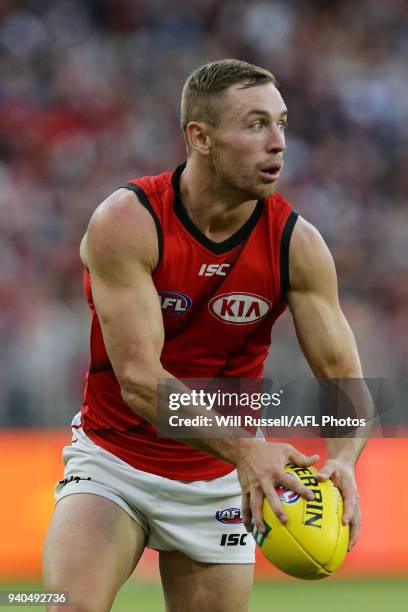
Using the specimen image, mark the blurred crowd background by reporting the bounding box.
[1,0,407,427]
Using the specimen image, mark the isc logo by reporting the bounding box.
[209,292,271,324]
[216,508,242,524]
[198,263,230,276]
[220,533,248,546]
[158,290,192,315]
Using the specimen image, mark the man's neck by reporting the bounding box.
[179,159,258,243]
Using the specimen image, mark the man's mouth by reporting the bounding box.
[259,163,282,182]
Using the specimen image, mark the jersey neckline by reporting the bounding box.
[171,163,264,255]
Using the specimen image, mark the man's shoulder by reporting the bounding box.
[125,167,175,198]
[291,216,327,253]
[263,191,297,236]
[289,216,336,293]
[84,187,160,271]
[266,191,295,219]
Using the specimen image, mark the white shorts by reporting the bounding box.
[55,414,255,564]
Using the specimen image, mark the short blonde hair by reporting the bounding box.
[181,59,277,136]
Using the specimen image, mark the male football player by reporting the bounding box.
[43,59,368,612]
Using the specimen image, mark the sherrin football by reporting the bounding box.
[252,464,349,579]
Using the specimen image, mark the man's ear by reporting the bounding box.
[185,122,212,156]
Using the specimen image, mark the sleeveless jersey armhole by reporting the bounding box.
[280,210,298,300]
[123,183,163,266]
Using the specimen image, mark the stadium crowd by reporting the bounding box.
[0,0,407,426]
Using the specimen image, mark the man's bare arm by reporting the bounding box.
[84,189,165,409]
[287,216,373,548]
[82,190,318,532]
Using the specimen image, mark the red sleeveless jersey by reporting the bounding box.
[81,163,298,480]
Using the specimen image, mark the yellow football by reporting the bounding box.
[252,464,349,579]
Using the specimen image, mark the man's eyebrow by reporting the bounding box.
[244,109,288,119]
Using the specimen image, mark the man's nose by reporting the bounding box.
[266,126,285,154]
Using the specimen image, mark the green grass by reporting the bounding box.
[1,579,407,611]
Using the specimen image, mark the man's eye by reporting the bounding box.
[251,121,264,130]
[278,121,288,132]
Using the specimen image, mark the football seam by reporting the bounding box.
[283,519,330,575]
[321,483,343,570]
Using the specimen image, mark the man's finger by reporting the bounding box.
[334,477,355,525]
[280,472,315,501]
[250,488,266,533]
[316,460,336,481]
[242,492,252,532]
[342,489,356,525]
[265,489,288,524]
[288,451,320,468]
[348,510,361,551]
[316,468,333,481]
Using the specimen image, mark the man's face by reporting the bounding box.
[207,82,288,200]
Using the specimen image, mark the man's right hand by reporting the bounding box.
[236,441,319,532]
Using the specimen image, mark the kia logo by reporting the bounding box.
[209,293,271,324]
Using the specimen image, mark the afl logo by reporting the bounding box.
[158,290,192,315]
[275,475,301,505]
[209,293,271,324]
[216,508,243,524]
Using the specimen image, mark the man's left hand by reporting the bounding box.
[316,459,360,552]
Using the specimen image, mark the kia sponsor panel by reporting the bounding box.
[209,293,271,324]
